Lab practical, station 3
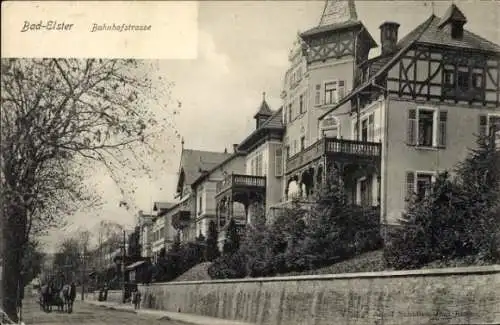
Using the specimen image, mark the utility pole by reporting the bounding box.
[121,230,126,303]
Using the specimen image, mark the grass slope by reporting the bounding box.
[172,262,213,282]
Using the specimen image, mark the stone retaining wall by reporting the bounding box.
[138,265,500,325]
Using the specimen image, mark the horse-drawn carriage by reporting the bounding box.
[38,282,76,313]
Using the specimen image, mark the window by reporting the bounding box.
[255,153,263,176]
[405,171,435,202]
[324,81,337,105]
[314,84,321,105]
[418,110,434,147]
[288,104,292,122]
[457,70,469,90]
[479,114,500,143]
[407,108,447,148]
[299,95,304,114]
[293,140,298,155]
[321,114,339,138]
[368,114,375,140]
[198,195,203,214]
[275,147,283,177]
[443,69,455,87]
[300,136,305,151]
[285,145,290,159]
[472,73,483,89]
[360,178,372,207]
[416,173,433,200]
[361,119,368,142]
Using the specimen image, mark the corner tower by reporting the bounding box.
[300,0,376,65]
[281,0,377,201]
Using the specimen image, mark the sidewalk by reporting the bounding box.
[84,300,255,325]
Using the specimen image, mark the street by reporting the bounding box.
[20,297,188,325]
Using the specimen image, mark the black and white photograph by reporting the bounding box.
[1,1,499,325]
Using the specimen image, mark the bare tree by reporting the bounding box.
[0,58,176,320]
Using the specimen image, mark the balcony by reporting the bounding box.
[171,210,190,230]
[216,173,266,197]
[215,174,267,227]
[285,137,381,175]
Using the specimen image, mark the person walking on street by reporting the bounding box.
[132,289,141,310]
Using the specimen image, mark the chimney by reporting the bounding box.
[233,144,238,153]
[379,22,400,55]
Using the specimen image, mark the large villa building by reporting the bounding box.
[137,0,500,252]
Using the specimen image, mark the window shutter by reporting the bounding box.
[368,114,375,141]
[479,114,488,138]
[275,148,283,177]
[314,84,321,105]
[407,109,417,145]
[338,80,346,101]
[405,171,415,201]
[438,111,447,147]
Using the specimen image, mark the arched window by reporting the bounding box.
[320,114,340,138]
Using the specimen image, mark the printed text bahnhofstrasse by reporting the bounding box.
[90,23,152,32]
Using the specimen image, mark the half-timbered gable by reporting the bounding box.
[385,6,500,108]
[317,3,500,226]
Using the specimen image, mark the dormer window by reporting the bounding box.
[438,4,467,40]
[320,114,339,139]
[451,23,464,39]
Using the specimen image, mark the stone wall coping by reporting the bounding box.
[140,265,500,286]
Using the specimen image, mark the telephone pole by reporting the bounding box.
[121,230,126,303]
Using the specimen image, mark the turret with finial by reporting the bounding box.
[254,91,273,130]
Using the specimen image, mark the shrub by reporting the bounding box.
[386,136,500,269]
[205,220,220,262]
[223,218,240,255]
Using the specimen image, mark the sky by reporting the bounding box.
[41,0,500,252]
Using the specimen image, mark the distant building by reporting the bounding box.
[171,147,232,242]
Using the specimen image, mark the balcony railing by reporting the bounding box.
[216,173,266,195]
[286,137,381,174]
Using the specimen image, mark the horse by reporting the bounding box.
[39,284,53,312]
[59,283,76,313]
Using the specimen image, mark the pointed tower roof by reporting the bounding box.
[253,92,273,119]
[300,0,376,51]
[319,0,357,27]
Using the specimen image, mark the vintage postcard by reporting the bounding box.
[1,1,499,325]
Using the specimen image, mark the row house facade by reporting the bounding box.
[137,210,155,258]
[171,147,232,241]
[137,0,499,253]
